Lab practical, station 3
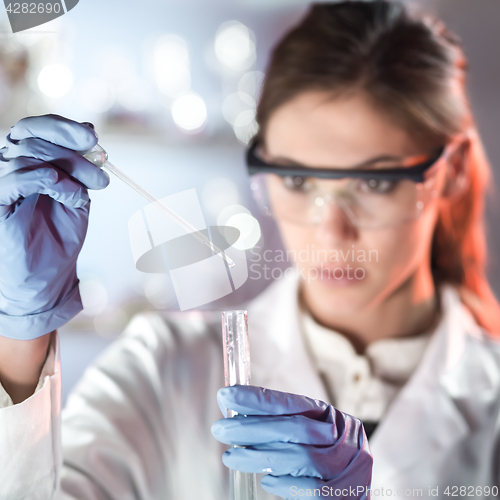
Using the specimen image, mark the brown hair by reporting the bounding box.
[256,1,500,334]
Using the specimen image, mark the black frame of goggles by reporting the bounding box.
[246,139,446,183]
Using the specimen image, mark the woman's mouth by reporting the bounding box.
[311,265,368,287]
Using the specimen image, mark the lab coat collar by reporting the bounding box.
[247,271,498,486]
[247,270,330,401]
[368,284,479,486]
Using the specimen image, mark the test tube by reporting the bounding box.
[221,310,258,500]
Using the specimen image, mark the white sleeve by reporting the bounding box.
[58,313,227,500]
[0,331,58,409]
[0,313,227,500]
[0,331,62,499]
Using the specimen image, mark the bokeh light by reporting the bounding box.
[222,91,255,126]
[171,92,207,131]
[37,63,73,98]
[238,71,264,103]
[154,34,191,97]
[217,204,251,227]
[226,213,261,250]
[233,109,259,144]
[214,21,256,72]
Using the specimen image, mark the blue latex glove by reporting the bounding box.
[0,114,109,340]
[212,386,373,499]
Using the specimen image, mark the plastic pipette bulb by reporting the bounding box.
[222,311,258,500]
[82,144,235,268]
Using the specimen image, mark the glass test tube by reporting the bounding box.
[222,310,258,500]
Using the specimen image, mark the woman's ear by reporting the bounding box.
[441,138,471,199]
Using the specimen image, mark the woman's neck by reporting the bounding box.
[300,266,442,355]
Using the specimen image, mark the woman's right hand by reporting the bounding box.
[0,114,109,341]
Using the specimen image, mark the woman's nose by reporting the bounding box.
[314,198,358,245]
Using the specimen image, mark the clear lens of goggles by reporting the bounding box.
[250,169,443,229]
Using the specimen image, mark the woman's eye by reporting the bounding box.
[282,176,312,192]
[358,179,398,194]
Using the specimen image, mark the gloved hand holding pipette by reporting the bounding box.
[0,114,109,340]
[212,385,373,499]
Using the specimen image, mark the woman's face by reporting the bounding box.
[264,91,447,316]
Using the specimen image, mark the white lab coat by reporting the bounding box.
[1,272,500,500]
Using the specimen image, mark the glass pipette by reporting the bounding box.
[82,144,235,268]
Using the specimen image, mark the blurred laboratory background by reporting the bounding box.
[0,0,498,402]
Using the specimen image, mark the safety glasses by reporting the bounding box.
[246,138,461,229]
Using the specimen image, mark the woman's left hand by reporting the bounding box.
[211,385,373,499]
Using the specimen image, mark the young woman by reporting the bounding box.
[1,2,499,499]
